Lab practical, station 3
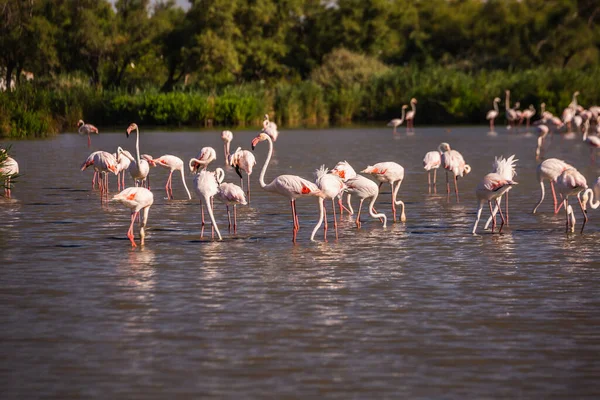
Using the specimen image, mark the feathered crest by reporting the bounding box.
[492,155,518,178]
[315,164,329,180]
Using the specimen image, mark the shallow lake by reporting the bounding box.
[1,126,599,398]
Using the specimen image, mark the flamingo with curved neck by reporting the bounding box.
[123,123,150,188]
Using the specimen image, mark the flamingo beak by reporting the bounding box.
[251,137,260,150]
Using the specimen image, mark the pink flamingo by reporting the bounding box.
[555,167,588,233]
[78,120,98,148]
[344,175,387,229]
[143,154,191,200]
[215,167,247,233]
[193,169,222,240]
[251,132,321,243]
[81,151,118,201]
[314,165,346,240]
[472,172,517,234]
[582,120,600,164]
[439,142,471,202]
[505,90,518,129]
[405,98,417,132]
[520,105,536,129]
[189,147,217,173]
[111,187,154,247]
[330,160,357,215]
[484,155,518,229]
[263,114,279,142]
[387,105,408,134]
[0,151,18,198]
[532,158,573,214]
[228,147,256,202]
[115,149,132,191]
[221,130,233,162]
[122,123,150,188]
[535,124,550,160]
[423,150,442,193]
[361,162,406,222]
[486,97,501,130]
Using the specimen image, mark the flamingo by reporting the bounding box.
[193,169,222,240]
[78,119,98,148]
[439,142,471,202]
[405,98,417,132]
[344,175,387,229]
[314,165,346,240]
[486,97,501,130]
[535,124,550,160]
[0,151,18,198]
[330,160,357,215]
[472,172,517,234]
[251,131,321,243]
[228,147,256,202]
[263,114,279,142]
[361,162,406,222]
[555,167,588,233]
[189,147,217,173]
[111,187,154,247]
[122,123,150,188]
[483,155,518,229]
[221,130,233,162]
[532,158,573,214]
[505,90,518,129]
[115,149,132,191]
[520,105,536,129]
[423,150,442,193]
[387,105,408,134]
[80,151,118,201]
[215,167,247,233]
[582,120,600,164]
[143,154,191,200]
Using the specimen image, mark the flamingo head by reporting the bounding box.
[494,97,501,103]
[126,123,138,137]
[402,105,408,110]
[514,102,520,109]
[438,142,451,152]
[251,132,269,150]
[77,119,84,127]
[464,165,472,175]
[505,89,510,94]
[410,98,418,104]
[214,168,225,184]
[142,154,156,167]
[574,91,580,97]
[221,130,233,142]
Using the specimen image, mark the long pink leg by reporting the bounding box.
[564,199,570,232]
[391,182,397,221]
[92,171,98,189]
[88,134,91,148]
[489,201,495,233]
[247,175,251,204]
[227,205,232,232]
[505,192,509,225]
[323,206,328,240]
[550,181,564,214]
[356,199,364,228]
[128,211,138,247]
[454,175,459,202]
[290,200,297,242]
[496,199,506,233]
[293,200,300,230]
[446,171,450,197]
[201,205,205,226]
[331,199,338,240]
[165,172,171,199]
[233,205,237,234]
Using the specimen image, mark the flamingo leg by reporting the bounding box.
[226,205,232,232]
[427,171,431,193]
[247,174,251,204]
[211,198,215,239]
[446,171,450,197]
[332,199,338,240]
[496,199,506,233]
[356,199,364,228]
[489,201,496,233]
[433,168,437,193]
[454,174,459,202]
[550,181,564,214]
[564,199,570,233]
[233,205,238,234]
[290,200,298,243]
[128,211,138,247]
[293,200,300,230]
[472,201,483,234]
[323,205,328,240]
[390,182,397,221]
[92,171,98,189]
[165,171,173,199]
[505,192,509,225]
[201,204,205,226]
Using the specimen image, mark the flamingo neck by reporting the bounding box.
[258,135,273,189]
[411,101,416,114]
[134,127,141,165]
[203,194,222,240]
[505,93,510,110]
[400,107,406,122]
[310,198,325,241]
[584,188,600,209]
[494,100,499,113]
[368,194,387,227]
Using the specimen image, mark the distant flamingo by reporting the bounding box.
[215,167,247,233]
[581,187,600,229]
[362,162,406,222]
[263,114,279,142]
[314,165,346,240]
[115,149,132,191]
[228,147,256,202]
[81,151,118,201]
[0,151,18,198]
[387,105,408,134]
[344,175,387,229]
[472,172,517,234]
[555,167,588,233]
[189,147,217,173]
[439,142,471,202]
[122,123,150,188]
[535,124,550,160]
[532,158,573,214]
[330,160,357,215]
[221,130,233,162]
[582,120,600,164]
[111,187,154,247]
[505,90,518,129]
[143,154,191,200]
[251,132,321,243]
[484,155,518,229]
[486,97,501,130]
[78,119,98,148]
[193,169,222,240]
[405,98,417,132]
[520,105,536,128]
[423,150,442,193]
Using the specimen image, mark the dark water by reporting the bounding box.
[1,127,599,398]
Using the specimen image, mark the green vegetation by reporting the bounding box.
[1,0,599,137]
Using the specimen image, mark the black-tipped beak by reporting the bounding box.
[235,165,243,179]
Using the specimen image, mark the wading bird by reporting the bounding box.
[439,142,471,202]
[532,158,573,214]
[330,160,357,215]
[314,165,346,240]
[555,167,588,233]
[0,150,18,198]
[121,123,150,188]
[115,149,132,191]
[361,162,406,222]
[111,187,154,247]
[344,175,387,229]
[263,114,279,142]
[423,150,442,193]
[228,147,256,203]
[189,147,217,173]
[472,172,517,234]
[81,151,118,201]
[193,169,222,240]
[215,167,247,233]
[405,98,418,132]
[486,97,501,130]
[143,154,191,200]
[484,155,518,229]
[221,130,233,162]
[78,120,98,148]
[387,105,408,134]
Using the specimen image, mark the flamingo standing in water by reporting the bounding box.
[555,167,588,233]
[221,130,233,162]
[361,162,406,222]
[535,124,550,160]
[251,132,321,243]
[505,90,518,129]
[387,105,408,134]
[439,142,471,202]
[486,97,501,130]
[405,98,417,132]
[314,165,346,240]
[121,123,150,188]
[330,160,357,215]
[78,120,98,148]
[81,151,118,201]
[532,158,573,214]
[0,150,18,198]
[115,149,132,191]
[189,147,217,173]
[228,147,256,203]
[143,154,191,200]
[520,105,536,129]
[263,114,279,142]
[111,187,154,247]
[484,155,518,229]
[193,169,222,240]
[423,150,442,193]
[344,175,387,229]
[215,167,247,233]
[582,120,600,164]
[472,172,517,234]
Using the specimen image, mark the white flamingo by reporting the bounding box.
[263,114,279,142]
[193,169,222,240]
[122,123,150,188]
[344,175,387,229]
[111,187,154,247]
[215,167,247,233]
[423,150,442,193]
[143,154,191,200]
[405,98,417,132]
[486,97,501,130]
[330,160,357,215]
[81,151,118,201]
[532,158,573,214]
[387,105,408,134]
[78,119,99,148]
[228,147,256,202]
[314,165,346,240]
[483,155,518,229]
[361,162,406,222]
[0,151,18,198]
[472,172,517,234]
[555,167,588,233]
[115,149,132,191]
[189,147,217,173]
[221,130,233,162]
[439,142,471,202]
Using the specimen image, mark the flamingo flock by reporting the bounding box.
[3,94,600,246]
